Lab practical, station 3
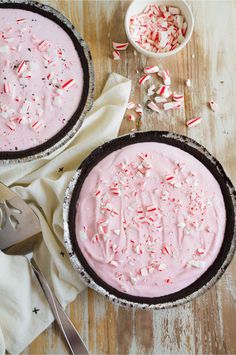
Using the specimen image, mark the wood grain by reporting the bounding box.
[24,1,236,354]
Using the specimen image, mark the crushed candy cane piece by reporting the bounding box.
[127,114,135,121]
[139,74,150,85]
[163,101,182,110]
[140,267,148,277]
[165,175,175,183]
[172,92,184,102]
[112,42,129,50]
[135,104,143,116]
[156,85,172,98]
[112,50,120,60]
[186,78,191,87]
[147,101,161,113]
[186,117,202,127]
[158,69,171,86]
[6,121,16,131]
[147,84,156,96]
[169,6,180,15]
[17,60,27,76]
[209,100,218,112]
[61,79,75,90]
[3,83,11,93]
[154,96,167,104]
[127,101,135,110]
[158,263,167,271]
[31,121,44,131]
[144,65,159,74]
[188,260,206,268]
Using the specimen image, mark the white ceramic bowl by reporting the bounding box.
[125,0,194,58]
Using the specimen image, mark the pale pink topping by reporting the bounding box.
[0,8,84,152]
[75,142,226,297]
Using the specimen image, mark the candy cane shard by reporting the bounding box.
[188,260,206,268]
[172,92,184,102]
[147,84,156,96]
[139,74,150,85]
[158,69,171,85]
[156,85,172,98]
[16,18,27,24]
[6,121,16,131]
[3,83,11,93]
[112,50,121,60]
[169,7,181,15]
[186,78,191,87]
[61,79,75,90]
[163,101,182,110]
[144,65,160,74]
[38,40,49,51]
[127,114,135,121]
[112,42,129,50]
[31,121,44,131]
[165,175,176,183]
[127,101,135,110]
[154,96,167,103]
[17,60,27,76]
[209,100,218,112]
[135,104,143,115]
[147,101,161,113]
[186,117,202,127]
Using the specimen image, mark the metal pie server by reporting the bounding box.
[0,181,89,355]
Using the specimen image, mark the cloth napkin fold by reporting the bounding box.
[0,73,131,354]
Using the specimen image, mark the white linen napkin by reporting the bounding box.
[0,73,131,354]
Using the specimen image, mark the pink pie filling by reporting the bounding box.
[0,8,83,151]
[75,142,226,297]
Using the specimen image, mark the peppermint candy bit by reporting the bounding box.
[188,260,206,268]
[112,50,121,60]
[154,96,167,104]
[165,175,175,183]
[127,101,135,110]
[158,69,171,86]
[186,78,191,87]
[163,101,182,110]
[6,121,16,131]
[186,117,202,127]
[31,121,43,131]
[147,101,161,113]
[144,65,159,74]
[127,114,135,121]
[172,92,184,102]
[139,74,150,85]
[209,100,218,112]
[158,263,167,271]
[61,79,75,90]
[3,83,11,94]
[112,42,129,50]
[17,60,27,76]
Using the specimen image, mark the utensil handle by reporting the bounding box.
[30,259,89,355]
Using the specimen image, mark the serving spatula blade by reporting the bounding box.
[0,182,41,250]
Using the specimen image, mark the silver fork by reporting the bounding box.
[0,181,89,355]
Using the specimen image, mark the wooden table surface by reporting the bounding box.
[24,1,236,354]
